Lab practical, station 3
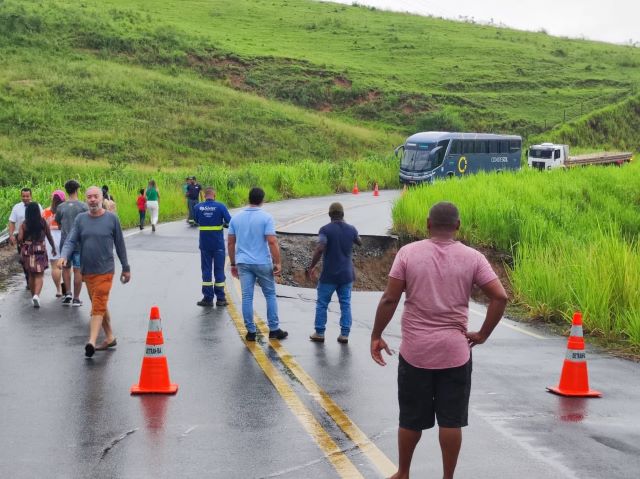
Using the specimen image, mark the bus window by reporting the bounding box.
[510,140,521,152]
[463,140,475,154]
[475,141,488,154]
[499,140,509,153]
[450,140,462,155]
[489,141,498,154]
[435,139,450,167]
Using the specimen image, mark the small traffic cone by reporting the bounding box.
[373,182,379,197]
[131,306,178,395]
[547,312,601,397]
[352,181,359,195]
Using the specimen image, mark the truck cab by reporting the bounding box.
[528,143,569,170]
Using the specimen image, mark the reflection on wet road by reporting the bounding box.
[1,191,640,478]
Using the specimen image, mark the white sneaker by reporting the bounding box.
[32,295,40,308]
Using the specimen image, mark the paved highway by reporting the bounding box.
[1,190,639,478]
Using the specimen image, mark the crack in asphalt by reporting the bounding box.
[99,428,138,461]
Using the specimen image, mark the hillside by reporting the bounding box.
[59,0,640,133]
[543,95,640,151]
[1,1,640,172]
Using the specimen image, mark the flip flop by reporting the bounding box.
[95,339,117,351]
[85,343,95,358]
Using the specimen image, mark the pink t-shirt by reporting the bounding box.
[389,238,498,370]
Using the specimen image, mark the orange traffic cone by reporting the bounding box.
[352,181,359,195]
[373,182,379,197]
[547,312,601,397]
[131,306,178,395]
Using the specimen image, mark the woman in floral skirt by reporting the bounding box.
[19,202,56,308]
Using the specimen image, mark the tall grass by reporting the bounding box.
[1,156,399,229]
[392,162,640,345]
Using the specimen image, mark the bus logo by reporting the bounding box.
[458,156,468,174]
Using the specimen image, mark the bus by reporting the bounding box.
[396,132,522,184]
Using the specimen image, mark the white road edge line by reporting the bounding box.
[469,307,546,339]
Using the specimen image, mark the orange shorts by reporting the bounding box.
[84,273,114,316]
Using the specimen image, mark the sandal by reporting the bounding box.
[95,338,117,351]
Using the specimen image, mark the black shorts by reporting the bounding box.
[398,354,472,430]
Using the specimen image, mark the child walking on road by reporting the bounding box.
[19,202,57,308]
[137,189,146,230]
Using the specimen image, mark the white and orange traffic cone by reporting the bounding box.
[373,182,379,197]
[352,181,359,195]
[131,306,178,395]
[547,312,601,397]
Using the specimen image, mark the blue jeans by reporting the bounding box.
[314,282,352,336]
[238,263,279,333]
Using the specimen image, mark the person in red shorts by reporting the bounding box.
[371,202,508,479]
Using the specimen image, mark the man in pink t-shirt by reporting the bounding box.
[371,202,507,479]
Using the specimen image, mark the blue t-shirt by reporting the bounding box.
[228,207,276,265]
[318,221,360,285]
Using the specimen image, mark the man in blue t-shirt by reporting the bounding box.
[306,202,361,344]
[228,187,288,342]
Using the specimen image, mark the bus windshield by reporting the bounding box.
[529,148,553,159]
[401,143,437,171]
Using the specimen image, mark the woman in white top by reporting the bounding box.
[42,190,65,297]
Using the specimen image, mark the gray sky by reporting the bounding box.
[319,0,639,45]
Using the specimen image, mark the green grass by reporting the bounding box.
[1,0,639,347]
[0,47,398,168]
[1,156,398,230]
[2,0,640,144]
[392,161,640,345]
[538,95,640,152]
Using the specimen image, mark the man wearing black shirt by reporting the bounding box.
[185,177,203,225]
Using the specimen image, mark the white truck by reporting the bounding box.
[527,143,633,170]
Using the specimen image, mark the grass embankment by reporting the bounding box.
[1,156,397,229]
[393,163,640,347]
[3,0,640,142]
[540,95,640,152]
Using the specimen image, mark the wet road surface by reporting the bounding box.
[1,190,640,478]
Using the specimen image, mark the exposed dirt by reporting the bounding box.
[0,242,22,290]
[278,232,517,299]
[468,244,514,304]
[278,233,397,291]
[333,76,352,88]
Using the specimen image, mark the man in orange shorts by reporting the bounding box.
[59,186,131,357]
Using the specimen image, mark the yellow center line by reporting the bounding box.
[230,274,397,477]
[225,295,364,479]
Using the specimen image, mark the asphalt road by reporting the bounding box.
[1,190,639,478]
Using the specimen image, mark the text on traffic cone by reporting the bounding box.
[547,312,601,397]
[131,306,179,395]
